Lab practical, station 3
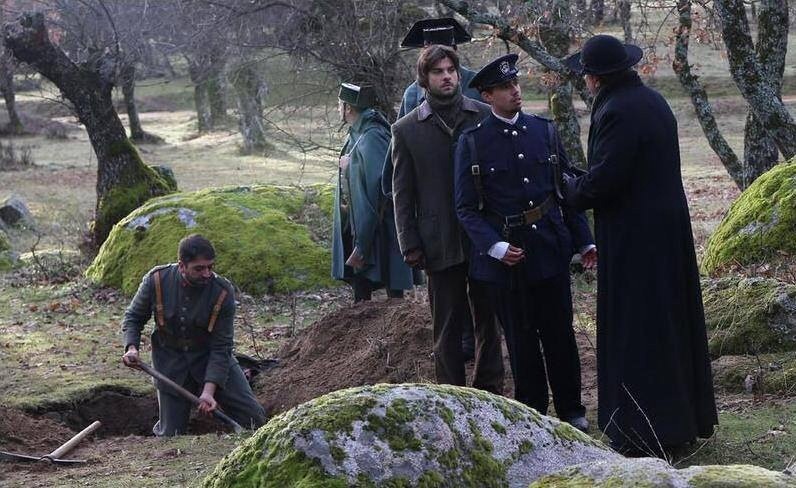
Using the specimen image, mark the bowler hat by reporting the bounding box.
[338,83,377,109]
[563,35,642,75]
[469,54,519,91]
[401,18,471,48]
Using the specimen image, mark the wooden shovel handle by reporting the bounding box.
[44,420,102,460]
[137,362,244,433]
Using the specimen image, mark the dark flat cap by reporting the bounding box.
[401,18,471,48]
[563,34,642,75]
[338,83,377,109]
[469,54,519,91]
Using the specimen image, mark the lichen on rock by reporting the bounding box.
[86,184,336,295]
[702,160,796,274]
[702,276,796,356]
[530,457,796,487]
[201,383,615,488]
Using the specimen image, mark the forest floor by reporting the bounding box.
[1,44,795,486]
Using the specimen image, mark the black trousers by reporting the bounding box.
[351,276,404,302]
[488,270,584,419]
[426,262,504,394]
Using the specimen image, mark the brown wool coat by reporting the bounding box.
[391,96,491,272]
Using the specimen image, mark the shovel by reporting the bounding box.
[0,420,101,465]
[137,362,244,433]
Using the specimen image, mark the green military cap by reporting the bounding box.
[338,83,378,109]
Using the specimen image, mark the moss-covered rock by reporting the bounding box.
[150,165,178,192]
[531,457,796,487]
[712,352,796,394]
[202,384,615,488]
[702,276,796,356]
[86,184,336,295]
[0,229,15,271]
[703,160,796,274]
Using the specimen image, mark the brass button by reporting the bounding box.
[518,153,524,159]
[511,130,518,136]
[503,129,508,134]
[529,200,534,206]
[522,125,527,130]
[523,178,529,183]
[490,167,495,172]
[531,224,538,230]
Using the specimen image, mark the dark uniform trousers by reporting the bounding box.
[487,270,584,419]
[426,262,504,394]
[153,358,267,436]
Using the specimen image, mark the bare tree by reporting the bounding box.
[0,2,23,134]
[3,12,171,246]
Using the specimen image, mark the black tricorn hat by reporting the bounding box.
[469,54,519,91]
[338,83,377,109]
[401,18,471,48]
[563,34,643,75]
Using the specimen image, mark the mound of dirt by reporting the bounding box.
[255,299,598,417]
[0,406,74,455]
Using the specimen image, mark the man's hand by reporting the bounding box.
[581,247,598,270]
[403,248,425,269]
[198,383,218,416]
[122,346,140,369]
[501,245,525,266]
[345,247,365,269]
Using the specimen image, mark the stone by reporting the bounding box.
[150,165,178,192]
[702,276,796,356]
[85,184,335,295]
[201,383,616,488]
[531,457,796,487]
[0,194,33,227]
[703,160,796,274]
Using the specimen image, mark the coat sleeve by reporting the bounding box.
[564,109,639,211]
[391,125,422,255]
[454,132,503,254]
[122,273,153,350]
[204,287,235,388]
[351,129,388,261]
[554,130,594,251]
[381,141,394,198]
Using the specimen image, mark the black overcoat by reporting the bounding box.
[565,71,717,451]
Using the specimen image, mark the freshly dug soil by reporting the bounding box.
[255,299,598,417]
[0,406,75,455]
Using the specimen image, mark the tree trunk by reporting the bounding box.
[0,57,23,134]
[3,12,172,247]
[188,60,212,133]
[232,62,268,154]
[742,0,787,183]
[539,0,586,167]
[618,0,633,43]
[591,0,605,24]
[673,0,743,188]
[714,0,796,160]
[120,62,145,141]
[207,53,227,128]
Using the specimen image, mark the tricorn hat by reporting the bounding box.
[469,54,519,91]
[563,34,643,75]
[338,83,377,109]
[401,18,471,48]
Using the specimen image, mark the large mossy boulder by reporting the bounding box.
[702,276,796,356]
[0,229,12,271]
[531,457,796,487]
[703,160,796,274]
[202,384,616,488]
[86,184,335,295]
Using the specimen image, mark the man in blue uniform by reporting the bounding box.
[454,54,596,431]
[332,83,414,301]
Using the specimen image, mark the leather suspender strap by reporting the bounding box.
[467,133,485,211]
[547,121,565,201]
[207,289,228,333]
[153,270,165,330]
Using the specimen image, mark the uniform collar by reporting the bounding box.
[417,95,483,121]
[491,110,520,125]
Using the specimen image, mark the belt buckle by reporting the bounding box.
[505,214,523,227]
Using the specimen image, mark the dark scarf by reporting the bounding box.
[426,88,464,130]
[592,70,643,113]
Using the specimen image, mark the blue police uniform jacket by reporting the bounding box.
[454,112,594,286]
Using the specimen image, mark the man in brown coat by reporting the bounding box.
[391,45,503,394]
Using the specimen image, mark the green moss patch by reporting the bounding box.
[712,352,796,395]
[702,276,796,356]
[86,184,336,295]
[703,160,796,274]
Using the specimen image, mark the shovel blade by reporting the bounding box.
[0,450,86,464]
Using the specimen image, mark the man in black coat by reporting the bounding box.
[563,35,718,456]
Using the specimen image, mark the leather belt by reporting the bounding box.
[502,196,554,228]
